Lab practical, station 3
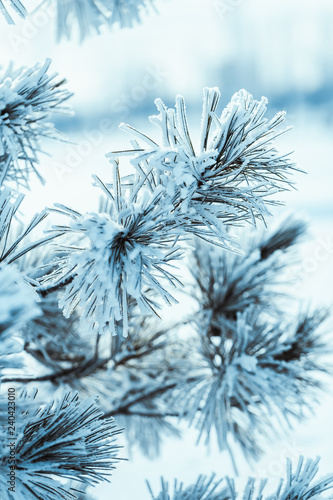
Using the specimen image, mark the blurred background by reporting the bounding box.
[1,0,332,497]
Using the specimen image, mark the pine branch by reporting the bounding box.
[148,457,333,500]
[0,186,61,297]
[38,275,75,297]
[3,309,169,387]
[175,307,330,461]
[0,391,122,499]
[1,356,112,384]
[148,474,225,500]
[189,217,307,325]
[108,87,297,247]
[37,87,299,339]
[105,380,179,418]
[40,167,183,336]
[0,59,72,189]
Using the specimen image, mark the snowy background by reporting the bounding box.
[1,0,333,498]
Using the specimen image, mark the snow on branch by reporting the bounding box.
[177,223,331,462]
[108,87,296,247]
[0,59,72,189]
[0,185,59,274]
[41,166,182,336]
[6,209,330,466]
[39,89,298,336]
[148,474,226,500]
[178,307,329,462]
[0,185,47,330]
[190,217,307,325]
[0,184,65,377]
[148,457,333,500]
[0,391,122,499]
[6,298,182,458]
[0,186,47,375]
